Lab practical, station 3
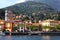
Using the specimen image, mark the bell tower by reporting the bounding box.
[5,10,8,21]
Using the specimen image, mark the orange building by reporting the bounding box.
[0,20,5,31]
[5,21,13,32]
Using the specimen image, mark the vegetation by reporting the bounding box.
[0,1,60,20]
[0,9,5,19]
[13,25,19,31]
[13,24,25,31]
[42,26,51,29]
[56,25,60,30]
[30,25,38,31]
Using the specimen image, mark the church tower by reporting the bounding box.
[5,10,8,21]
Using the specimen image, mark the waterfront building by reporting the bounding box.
[4,10,60,32]
[5,21,13,32]
[4,10,14,32]
[41,19,59,31]
[0,20,5,31]
[42,19,58,27]
[0,20,13,32]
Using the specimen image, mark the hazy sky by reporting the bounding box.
[0,0,25,8]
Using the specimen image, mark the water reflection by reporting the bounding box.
[5,36,12,40]
[3,35,41,40]
[0,35,60,40]
[42,36,50,40]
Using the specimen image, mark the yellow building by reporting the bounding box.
[42,19,58,27]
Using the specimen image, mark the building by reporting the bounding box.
[41,19,59,31]
[58,21,60,25]
[42,19,58,27]
[5,10,16,21]
[0,20,5,31]
[5,21,13,32]
[5,10,14,32]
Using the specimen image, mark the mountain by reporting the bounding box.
[1,1,60,20]
[4,1,55,14]
[26,0,60,11]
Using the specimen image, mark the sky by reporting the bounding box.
[0,0,26,8]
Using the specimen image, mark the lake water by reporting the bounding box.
[0,35,60,40]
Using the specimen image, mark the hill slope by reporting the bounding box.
[26,0,60,11]
[4,1,54,14]
[1,1,60,20]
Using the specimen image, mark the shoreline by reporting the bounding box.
[4,31,60,36]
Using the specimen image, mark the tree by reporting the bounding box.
[56,25,60,30]
[0,9,5,19]
[42,26,51,29]
[42,26,51,31]
[13,25,19,31]
[30,25,38,31]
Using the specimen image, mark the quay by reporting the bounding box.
[4,31,41,35]
[4,31,60,36]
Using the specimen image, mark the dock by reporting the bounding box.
[4,31,60,36]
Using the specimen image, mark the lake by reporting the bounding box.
[0,35,60,40]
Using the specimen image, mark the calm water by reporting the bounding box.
[0,35,60,40]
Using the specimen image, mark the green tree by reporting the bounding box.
[42,26,51,29]
[0,9,5,19]
[56,25,60,30]
[42,26,51,31]
[13,25,19,31]
[30,25,38,31]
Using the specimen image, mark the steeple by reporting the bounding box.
[5,10,8,21]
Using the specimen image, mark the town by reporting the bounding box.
[0,10,60,35]
[0,0,60,40]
